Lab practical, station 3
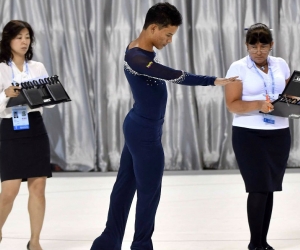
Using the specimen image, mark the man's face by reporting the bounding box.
[152,25,178,50]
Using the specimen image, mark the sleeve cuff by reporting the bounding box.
[0,90,9,102]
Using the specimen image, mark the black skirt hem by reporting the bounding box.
[232,126,290,193]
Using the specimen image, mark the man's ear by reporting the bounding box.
[149,24,158,34]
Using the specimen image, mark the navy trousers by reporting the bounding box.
[91,111,165,250]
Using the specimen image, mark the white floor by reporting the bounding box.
[0,169,300,250]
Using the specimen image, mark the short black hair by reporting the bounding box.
[0,20,35,64]
[246,23,273,45]
[143,2,182,30]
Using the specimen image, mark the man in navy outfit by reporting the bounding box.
[91,2,239,250]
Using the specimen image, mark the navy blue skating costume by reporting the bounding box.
[91,47,216,250]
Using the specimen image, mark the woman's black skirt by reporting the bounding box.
[0,111,52,182]
[232,126,291,193]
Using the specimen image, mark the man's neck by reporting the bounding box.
[129,30,154,52]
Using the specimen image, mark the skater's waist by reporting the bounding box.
[128,109,164,128]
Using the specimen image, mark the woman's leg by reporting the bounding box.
[0,179,22,240]
[247,192,269,248]
[262,192,274,247]
[27,177,47,250]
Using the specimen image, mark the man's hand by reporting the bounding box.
[214,76,241,86]
[4,86,21,98]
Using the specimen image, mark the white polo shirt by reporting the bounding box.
[226,55,290,130]
[0,60,50,118]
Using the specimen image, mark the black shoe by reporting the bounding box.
[263,243,274,250]
[248,243,264,250]
[27,241,30,250]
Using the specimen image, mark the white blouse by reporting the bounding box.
[226,55,290,130]
[0,60,52,118]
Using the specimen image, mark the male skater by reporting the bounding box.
[91,2,239,250]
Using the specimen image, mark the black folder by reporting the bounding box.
[261,70,300,118]
[6,92,27,107]
[6,75,71,109]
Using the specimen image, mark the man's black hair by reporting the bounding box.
[143,2,182,30]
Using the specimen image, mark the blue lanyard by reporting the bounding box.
[252,59,275,99]
[8,60,29,84]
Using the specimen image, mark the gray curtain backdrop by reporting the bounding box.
[1,0,299,171]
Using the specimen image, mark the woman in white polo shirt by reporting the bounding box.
[0,20,53,250]
[225,23,291,250]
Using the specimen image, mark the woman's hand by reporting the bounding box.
[258,100,274,113]
[4,86,21,98]
[214,76,242,86]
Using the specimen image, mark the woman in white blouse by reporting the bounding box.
[0,20,53,250]
[225,23,290,250]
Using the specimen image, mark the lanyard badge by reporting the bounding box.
[263,94,275,124]
[12,106,29,130]
[252,59,275,124]
[9,61,30,130]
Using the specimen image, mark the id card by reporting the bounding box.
[12,106,29,130]
[263,115,275,124]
